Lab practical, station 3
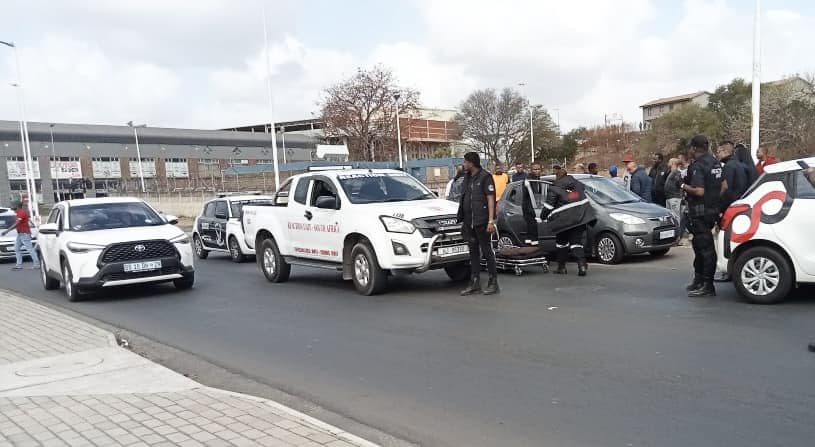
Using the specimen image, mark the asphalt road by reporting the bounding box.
[2,247,815,447]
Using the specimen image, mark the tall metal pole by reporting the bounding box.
[395,93,403,169]
[261,2,280,190]
[2,41,38,217]
[750,0,762,162]
[49,124,61,202]
[280,126,287,164]
[128,123,146,193]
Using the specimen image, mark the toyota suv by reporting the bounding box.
[717,157,815,304]
[37,197,195,301]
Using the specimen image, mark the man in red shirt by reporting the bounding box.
[1,198,39,270]
[755,145,779,176]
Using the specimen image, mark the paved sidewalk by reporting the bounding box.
[0,291,379,447]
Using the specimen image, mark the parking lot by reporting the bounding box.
[2,247,815,447]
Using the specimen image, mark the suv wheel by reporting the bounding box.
[594,232,623,264]
[733,246,793,304]
[193,234,209,260]
[41,258,59,290]
[173,272,195,290]
[229,236,248,263]
[260,237,290,283]
[62,260,82,302]
[444,262,470,282]
[351,242,386,295]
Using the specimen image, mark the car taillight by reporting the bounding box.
[720,204,749,230]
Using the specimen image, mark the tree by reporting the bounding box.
[455,88,529,165]
[544,127,583,163]
[642,104,722,155]
[759,79,815,159]
[707,78,752,143]
[321,65,419,161]
[509,106,561,164]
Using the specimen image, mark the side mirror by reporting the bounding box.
[164,214,179,225]
[39,223,59,235]
[315,196,339,210]
[432,191,439,197]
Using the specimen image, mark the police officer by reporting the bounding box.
[541,168,592,276]
[681,135,723,297]
[457,152,499,295]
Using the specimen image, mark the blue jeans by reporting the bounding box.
[15,233,39,267]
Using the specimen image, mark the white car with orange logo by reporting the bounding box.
[242,169,470,295]
[716,157,815,304]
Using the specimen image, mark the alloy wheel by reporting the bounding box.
[740,256,780,296]
[354,254,370,288]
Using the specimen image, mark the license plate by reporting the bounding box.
[123,260,162,273]
[659,230,676,240]
[436,245,469,257]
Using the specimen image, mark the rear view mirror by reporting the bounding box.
[164,214,179,225]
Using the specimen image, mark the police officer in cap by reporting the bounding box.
[457,152,499,295]
[681,134,723,297]
[541,168,593,276]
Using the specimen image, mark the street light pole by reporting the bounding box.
[127,121,146,193]
[49,124,60,202]
[750,0,762,162]
[518,82,534,163]
[261,2,281,190]
[394,92,403,169]
[2,40,38,217]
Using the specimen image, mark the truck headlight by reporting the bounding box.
[66,241,106,253]
[170,234,190,244]
[609,213,646,225]
[379,216,416,234]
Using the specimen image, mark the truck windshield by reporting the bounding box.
[68,202,165,232]
[338,173,435,204]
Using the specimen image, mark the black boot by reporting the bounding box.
[577,261,588,277]
[483,275,500,295]
[685,275,703,291]
[688,282,716,297]
[460,276,482,296]
[554,263,567,274]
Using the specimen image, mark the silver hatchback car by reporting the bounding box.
[496,175,679,264]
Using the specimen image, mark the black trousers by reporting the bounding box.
[466,224,496,277]
[555,225,587,265]
[689,217,716,282]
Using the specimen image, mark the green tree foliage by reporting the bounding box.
[642,104,721,155]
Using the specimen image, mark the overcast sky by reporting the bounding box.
[1,0,814,132]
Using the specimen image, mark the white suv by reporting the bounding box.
[717,157,815,304]
[37,197,195,301]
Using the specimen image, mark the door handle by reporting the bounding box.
[304,211,313,220]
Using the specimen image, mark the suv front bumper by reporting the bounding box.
[76,256,194,290]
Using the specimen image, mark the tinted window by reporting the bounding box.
[214,201,228,218]
[203,202,216,217]
[293,178,310,204]
[0,214,15,228]
[231,199,273,218]
[506,186,522,206]
[795,170,815,198]
[310,179,337,206]
[47,208,61,224]
[68,202,163,232]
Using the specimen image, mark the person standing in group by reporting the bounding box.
[664,157,684,229]
[573,163,587,174]
[492,162,510,202]
[608,165,624,186]
[1,197,40,270]
[624,155,653,202]
[458,152,499,296]
[649,153,670,206]
[681,135,723,297]
[551,164,562,175]
[620,153,636,190]
[587,163,599,175]
[755,145,779,175]
[734,143,759,185]
[541,169,592,276]
[511,162,527,182]
[717,141,748,213]
[445,164,465,201]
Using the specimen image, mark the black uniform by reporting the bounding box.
[457,168,497,278]
[686,152,723,290]
[720,155,748,212]
[541,174,593,274]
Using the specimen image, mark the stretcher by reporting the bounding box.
[481,229,549,276]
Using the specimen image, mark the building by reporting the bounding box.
[0,120,318,206]
[640,91,711,130]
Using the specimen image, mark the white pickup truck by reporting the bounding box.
[242,169,471,294]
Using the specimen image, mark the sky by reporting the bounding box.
[1,0,814,132]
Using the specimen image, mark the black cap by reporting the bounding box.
[463,152,481,168]
[689,134,709,151]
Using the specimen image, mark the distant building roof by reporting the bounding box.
[640,91,710,108]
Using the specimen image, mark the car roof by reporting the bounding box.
[299,168,406,177]
[764,156,815,174]
[60,197,145,207]
[208,195,274,202]
[538,173,602,181]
